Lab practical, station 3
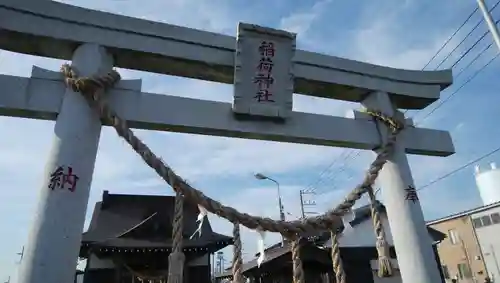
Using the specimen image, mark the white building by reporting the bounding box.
[474,162,500,282]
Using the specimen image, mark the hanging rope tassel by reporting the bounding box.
[367,186,393,277]
[232,222,244,283]
[290,236,305,283]
[330,231,347,283]
[167,189,186,283]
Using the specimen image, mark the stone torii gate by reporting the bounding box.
[0,1,454,283]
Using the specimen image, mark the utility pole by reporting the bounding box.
[216,251,224,274]
[299,191,306,219]
[299,189,317,219]
[476,0,500,52]
[211,253,215,280]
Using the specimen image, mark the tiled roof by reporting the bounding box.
[82,191,232,248]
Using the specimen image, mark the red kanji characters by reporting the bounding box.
[254,89,275,102]
[257,57,274,73]
[49,166,79,192]
[253,40,276,103]
[253,73,274,89]
[404,185,419,203]
[258,41,275,57]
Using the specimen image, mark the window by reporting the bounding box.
[473,217,483,228]
[441,265,450,279]
[491,213,500,224]
[448,229,460,245]
[482,215,493,226]
[457,263,472,279]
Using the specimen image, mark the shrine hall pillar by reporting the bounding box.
[18,44,111,283]
[363,91,443,283]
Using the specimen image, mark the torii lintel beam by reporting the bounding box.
[0,67,454,157]
[0,1,452,110]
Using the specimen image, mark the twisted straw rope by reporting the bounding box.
[166,190,185,283]
[171,191,184,254]
[232,223,243,283]
[367,186,393,277]
[60,64,402,235]
[60,64,404,282]
[290,237,305,283]
[330,232,346,283]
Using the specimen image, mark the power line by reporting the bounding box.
[300,150,353,192]
[449,18,500,70]
[422,6,479,70]
[320,151,362,192]
[455,41,494,78]
[301,4,496,196]
[319,4,490,191]
[310,151,359,191]
[415,52,499,124]
[418,146,500,192]
[411,4,500,123]
[433,0,500,70]
[328,5,500,203]
[413,57,500,191]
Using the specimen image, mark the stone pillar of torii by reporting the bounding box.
[0,2,454,283]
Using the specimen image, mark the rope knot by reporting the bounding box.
[60,64,121,98]
[364,109,404,133]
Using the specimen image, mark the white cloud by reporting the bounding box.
[279,0,332,34]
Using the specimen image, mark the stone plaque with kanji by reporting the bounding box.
[233,23,296,119]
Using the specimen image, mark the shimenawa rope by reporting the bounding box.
[330,231,346,283]
[367,186,394,277]
[60,64,404,283]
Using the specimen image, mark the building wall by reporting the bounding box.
[429,215,488,283]
[84,253,211,283]
[338,216,394,247]
[337,213,437,248]
[471,205,500,282]
[328,213,444,283]
[88,255,115,269]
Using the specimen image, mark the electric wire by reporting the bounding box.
[455,41,494,78]
[315,5,490,192]
[300,150,353,193]
[416,52,499,124]
[421,6,479,70]
[300,4,498,195]
[433,0,500,70]
[418,146,500,192]
[449,18,500,70]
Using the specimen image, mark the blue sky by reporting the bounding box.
[2,0,500,280]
